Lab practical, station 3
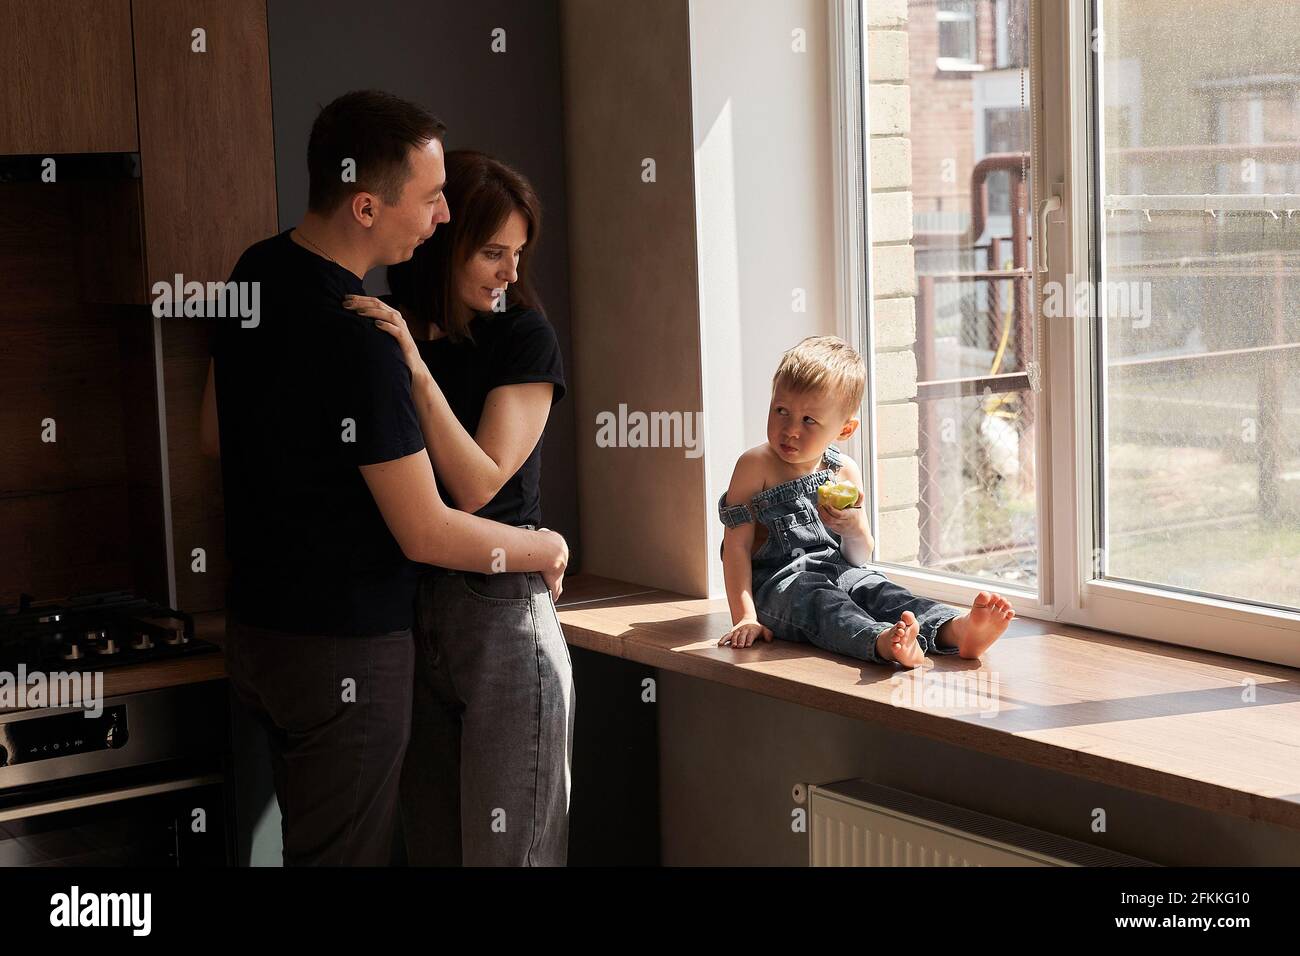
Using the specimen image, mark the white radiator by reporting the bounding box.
[808,779,1151,867]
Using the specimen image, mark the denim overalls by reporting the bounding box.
[718,443,961,665]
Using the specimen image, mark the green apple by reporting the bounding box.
[817,479,860,510]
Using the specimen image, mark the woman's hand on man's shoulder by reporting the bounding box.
[342,294,426,376]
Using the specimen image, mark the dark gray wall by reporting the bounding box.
[265,0,579,552]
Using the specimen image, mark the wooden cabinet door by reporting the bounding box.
[0,0,139,154]
[132,0,277,283]
[132,0,278,613]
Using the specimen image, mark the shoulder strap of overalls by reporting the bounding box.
[821,443,846,471]
[717,490,755,528]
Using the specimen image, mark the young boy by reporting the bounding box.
[718,336,1015,667]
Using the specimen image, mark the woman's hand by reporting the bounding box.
[536,527,569,602]
[343,295,423,376]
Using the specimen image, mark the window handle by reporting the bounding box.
[1036,194,1062,274]
[1027,192,1063,393]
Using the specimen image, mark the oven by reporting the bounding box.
[0,680,233,866]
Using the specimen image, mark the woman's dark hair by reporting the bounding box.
[307,90,447,214]
[388,150,543,343]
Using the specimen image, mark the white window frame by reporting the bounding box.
[994,0,1011,68]
[830,0,1300,667]
[936,0,981,72]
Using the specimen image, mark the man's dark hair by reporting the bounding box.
[306,90,447,214]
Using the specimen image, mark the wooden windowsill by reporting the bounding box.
[555,574,1300,833]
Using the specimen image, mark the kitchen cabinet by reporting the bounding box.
[1,0,276,614]
[133,0,278,612]
[0,160,163,604]
[0,0,139,154]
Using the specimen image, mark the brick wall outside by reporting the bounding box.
[868,0,998,563]
[907,0,999,219]
[867,0,920,561]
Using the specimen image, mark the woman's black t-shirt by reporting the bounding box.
[393,301,566,528]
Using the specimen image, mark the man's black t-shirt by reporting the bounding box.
[212,231,425,636]
[400,303,566,528]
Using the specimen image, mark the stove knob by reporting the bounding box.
[97,637,120,655]
[132,632,154,651]
[61,642,84,661]
[164,625,188,646]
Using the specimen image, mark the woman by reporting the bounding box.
[343,150,573,866]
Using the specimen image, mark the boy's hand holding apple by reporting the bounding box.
[817,479,874,552]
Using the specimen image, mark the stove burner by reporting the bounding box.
[0,592,217,673]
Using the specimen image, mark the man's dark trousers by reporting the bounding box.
[225,619,414,865]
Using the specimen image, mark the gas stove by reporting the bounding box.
[0,592,231,866]
[0,591,218,673]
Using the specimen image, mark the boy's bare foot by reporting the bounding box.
[937,592,1015,659]
[876,611,925,668]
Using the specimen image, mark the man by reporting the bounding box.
[200,90,568,865]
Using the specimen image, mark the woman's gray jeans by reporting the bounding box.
[399,562,575,866]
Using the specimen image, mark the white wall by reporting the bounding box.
[690,0,838,597]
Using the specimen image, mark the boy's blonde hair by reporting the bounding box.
[772,335,865,419]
